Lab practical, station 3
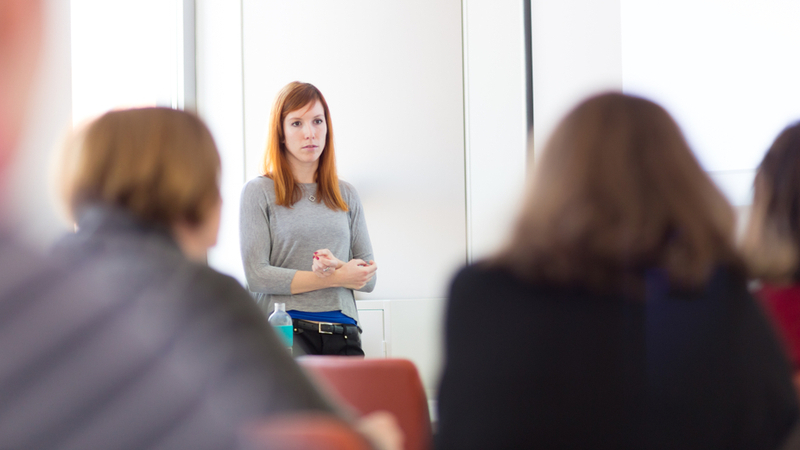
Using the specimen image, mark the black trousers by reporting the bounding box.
[292,321,364,356]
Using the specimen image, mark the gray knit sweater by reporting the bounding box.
[239,176,376,323]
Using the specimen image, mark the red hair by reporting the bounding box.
[261,81,348,211]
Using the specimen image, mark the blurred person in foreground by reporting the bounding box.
[0,2,400,445]
[742,122,800,374]
[436,92,799,450]
[44,106,401,450]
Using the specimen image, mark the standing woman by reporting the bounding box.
[240,81,377,356]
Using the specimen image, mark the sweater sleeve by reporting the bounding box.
[343,182,376,293]
[239,178,296,295]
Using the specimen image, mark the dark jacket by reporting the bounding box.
[0,206,332,449]
[436,264,799,450]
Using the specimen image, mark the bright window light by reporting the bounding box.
[621,0,800,205]
[71,0,185,126]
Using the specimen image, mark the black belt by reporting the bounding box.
[292,319,360,335]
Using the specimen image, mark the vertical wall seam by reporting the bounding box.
[523,0,534,159]
[239,0,247,184]
[461,0,472,265]
[183,0,197,112]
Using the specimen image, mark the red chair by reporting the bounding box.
[241,413,373,450]
[298,357,432,450]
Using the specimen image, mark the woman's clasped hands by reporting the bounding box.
[313,249,376,289]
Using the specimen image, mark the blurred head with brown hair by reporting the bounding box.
[741,121,800,283]
[59,107,222,260]
[493,92,739,294]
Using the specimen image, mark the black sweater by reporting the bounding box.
[436,264,798,450]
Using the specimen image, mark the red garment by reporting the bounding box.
[758,284,800,370]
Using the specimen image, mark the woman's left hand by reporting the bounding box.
[312,249,343,278]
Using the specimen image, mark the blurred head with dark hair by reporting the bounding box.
[742,121,800,283]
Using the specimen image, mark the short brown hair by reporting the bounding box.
[741,121,800,283]
[261,81,348,211]
[59,107,221,228]
[492,92,740,294]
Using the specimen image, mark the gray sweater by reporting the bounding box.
[239,176,376,323]
[1,207,334,449]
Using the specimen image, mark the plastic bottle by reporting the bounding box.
[268,302,293,354]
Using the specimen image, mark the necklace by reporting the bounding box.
[301,184,317,202]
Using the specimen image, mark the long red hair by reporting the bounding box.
[261,82,348,211]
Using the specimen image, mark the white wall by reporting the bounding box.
[529,0,800,208]
[70,0,184,124]
[530,0,623,155]
[195,0,247,282]
[621,0,800,206]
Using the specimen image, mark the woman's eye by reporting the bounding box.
[314,118,324,125]
[291,121,301,127]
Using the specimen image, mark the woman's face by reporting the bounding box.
[282,100,327,171]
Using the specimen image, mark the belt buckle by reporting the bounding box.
[318,322,334,335]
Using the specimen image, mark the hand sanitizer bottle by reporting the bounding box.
[268,302,293,355]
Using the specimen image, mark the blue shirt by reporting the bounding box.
[288,310,357,325]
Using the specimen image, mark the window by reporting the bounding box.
[621,0,800,205]
[70,0,192,125]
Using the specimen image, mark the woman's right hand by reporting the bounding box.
[312,249,342,278]
[334,259,377,290]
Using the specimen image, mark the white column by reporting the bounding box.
[196,0,247,283]
[463,0,529,262]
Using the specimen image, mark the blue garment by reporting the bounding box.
[288,310,357,325]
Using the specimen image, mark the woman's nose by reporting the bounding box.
[304,124,315,139]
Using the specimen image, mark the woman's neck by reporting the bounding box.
[290,161,318,184]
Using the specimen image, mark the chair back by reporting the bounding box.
[298,357,432,450]
[241,413,372,450]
